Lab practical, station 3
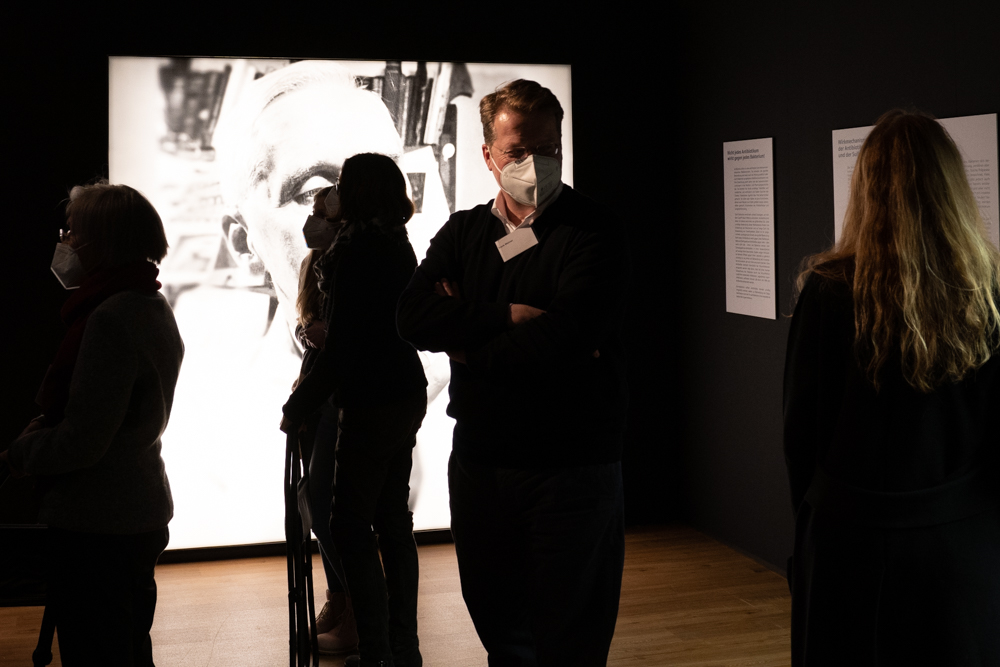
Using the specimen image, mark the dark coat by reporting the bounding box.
[783,272,1000,666]
[8,291,183,534]
[283,218,426,420]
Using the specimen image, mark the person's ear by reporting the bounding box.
[482,144,493,171]
[221,212,264,275]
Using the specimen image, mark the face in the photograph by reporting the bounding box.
[219,63,402,333]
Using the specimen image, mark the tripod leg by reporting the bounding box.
[305,543,319,666]
[285,438,298,666]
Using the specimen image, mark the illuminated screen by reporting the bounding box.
[109,57,573,549]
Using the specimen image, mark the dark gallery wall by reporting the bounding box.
[675,2,1000,570]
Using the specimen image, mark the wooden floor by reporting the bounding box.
[0,525,792,666]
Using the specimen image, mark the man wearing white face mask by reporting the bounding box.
[398,79,630,666]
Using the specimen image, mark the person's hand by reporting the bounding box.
[19,416,46,438]
[509,304,546,326]
[279,416,310,435]
[504,304,595,356]
[434,278,461,299]
[301,321,327,349]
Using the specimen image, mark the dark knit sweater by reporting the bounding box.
[396,185,630,469]
[283,219,427,420]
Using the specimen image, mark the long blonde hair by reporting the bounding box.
[295,248,325,328]
[798,110,1000,392]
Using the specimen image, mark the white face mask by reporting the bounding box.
[51,243,85,290]
[491,152,562,208]
[302,215,337,249]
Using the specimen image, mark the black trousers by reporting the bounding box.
[46,526,170,667]
[448,453,625,667]
[330,391,427,666]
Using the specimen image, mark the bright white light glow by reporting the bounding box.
[109,57,573,549]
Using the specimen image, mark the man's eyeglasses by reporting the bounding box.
[493,143,561,162]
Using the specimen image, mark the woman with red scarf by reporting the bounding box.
[2,182,183,666]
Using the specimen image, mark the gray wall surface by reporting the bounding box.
[674,2,1000,569]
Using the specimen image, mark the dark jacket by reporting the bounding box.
[8,291,183,534]
[283,218,426,420]
[783,272,1000,665]
[784,273,999,515]
[396,186,630,469]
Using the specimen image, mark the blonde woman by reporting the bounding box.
[294,185,358,654]
[282,154,427,667]
[784,110,1000,665]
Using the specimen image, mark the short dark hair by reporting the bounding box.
[335,153,414,226]
[479,79,564,145]
[67,181,168,268]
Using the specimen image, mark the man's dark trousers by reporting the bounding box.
[448,452,625,667]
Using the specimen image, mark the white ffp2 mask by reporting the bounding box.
[491,153,561,208]
[302,215,337,249]
[51,243,85,290]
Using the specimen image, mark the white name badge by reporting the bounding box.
[495,226,539,262]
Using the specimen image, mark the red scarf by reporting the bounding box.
[36,261,161,424]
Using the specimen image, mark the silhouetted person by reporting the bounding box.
[3,182,183,666]
[282,153,428,667]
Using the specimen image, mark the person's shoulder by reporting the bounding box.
[448,200,496,226]
[86,291,177,344]
[543,186,614,232]
[557,184,600,211]
[339,221,416,269]
[350,219,410,245]
[807,270,851,298]
[97,290,170,316]
[796,270,853,317]
[430,201,499,247]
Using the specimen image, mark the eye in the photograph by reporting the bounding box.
[294,187,326,207]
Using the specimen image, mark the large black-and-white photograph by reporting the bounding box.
[109,57,573,549]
